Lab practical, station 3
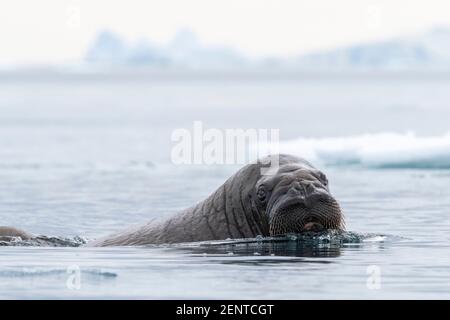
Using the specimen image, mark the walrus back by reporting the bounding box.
[88,161,267,246]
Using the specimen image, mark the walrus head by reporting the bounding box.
[253,163,345,236]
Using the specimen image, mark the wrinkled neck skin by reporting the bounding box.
[89,161,270,246]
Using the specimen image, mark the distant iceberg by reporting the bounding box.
[83,27,450,71]
[261,131,450,169]
[84,29,246,69]
[85,30,168,67]
[294,27,450,71]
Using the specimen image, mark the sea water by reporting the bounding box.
[1,72,450,299]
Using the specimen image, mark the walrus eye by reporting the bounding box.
[256,187,266,202]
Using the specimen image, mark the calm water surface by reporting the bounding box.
[1,74,450,299]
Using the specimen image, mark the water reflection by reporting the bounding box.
[1,231,384,261]
[197,242,342,258]
[175,231,370,258]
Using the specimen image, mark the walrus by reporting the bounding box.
[0,154,344,246]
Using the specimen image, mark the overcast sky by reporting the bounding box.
[1,0,450,65]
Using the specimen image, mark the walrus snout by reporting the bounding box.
[269,197,344,236]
